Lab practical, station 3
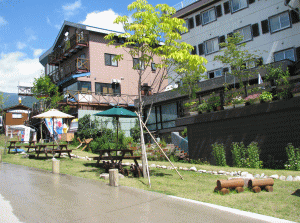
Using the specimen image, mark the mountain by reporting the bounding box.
[1,92,39,109]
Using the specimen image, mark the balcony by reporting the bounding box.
[48,33,89,65]
[49,58,90,84]
[62,90,138,107]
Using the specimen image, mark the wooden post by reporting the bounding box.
[252,186,261,193]
[52,159,60,174]
[249,178,274,188]
[109,169,119,187]
[137,113,184,180]
[265,186,273,192]
[217,179,244,190]
[220,188,229,195]
[235,187,244,193]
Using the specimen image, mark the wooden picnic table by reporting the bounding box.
[7,141,22,153]
[35,143,72,158]
[93,149,141,167]
[23,141,38,153]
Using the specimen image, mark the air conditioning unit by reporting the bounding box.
[164,85,174,92]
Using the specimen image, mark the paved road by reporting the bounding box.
[0,162,293,223]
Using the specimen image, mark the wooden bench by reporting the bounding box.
[35,144,72,158]
[24,141,38,153]
[7,141,22,153]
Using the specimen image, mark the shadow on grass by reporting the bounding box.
[150,169,173,177]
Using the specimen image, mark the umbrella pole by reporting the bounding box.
[116,117,119,149]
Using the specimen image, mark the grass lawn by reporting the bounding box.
[1,138,299,222]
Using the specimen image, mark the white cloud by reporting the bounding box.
[47,17,51,26]
[0,16,8,27]
[80,9,125,33]
[33,49,44,57]
[25,28,37,42]
[0,52,43,93]
[17,42,27,50]
[62,0,81,17]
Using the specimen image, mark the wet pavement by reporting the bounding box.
[0,162,292,223]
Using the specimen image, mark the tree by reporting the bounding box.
[214,33,260,96]
[32,73,68,112]
[105,0,207,177]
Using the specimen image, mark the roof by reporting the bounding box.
[3,104,31,112]
[173,0,220,18]
[39,20,124,65]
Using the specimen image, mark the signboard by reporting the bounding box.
[45,118,63,139]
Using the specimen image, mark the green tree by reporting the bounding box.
[32,74,68,112]
[105,0,207,177]
[214,33,260,96]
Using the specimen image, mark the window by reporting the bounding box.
[95,82,121,95]
[204,38,219,55]
[195,14,201,26]
[105,53,118,67]
[78,81,91,93]
[235,25,252,42]
[191,46,196,55]
[133,58,145,70]
[188,17,194,30]
[151,62,156,71]
[274,49,295,62]
[231,0,248,13]
[181,20,188,34]
[208,68,223,79]
[12,113,22,119]
[269,12,291,33]
[202,8,216,25]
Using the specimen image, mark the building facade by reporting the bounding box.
[142,0,300,140]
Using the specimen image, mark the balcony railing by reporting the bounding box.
[48,58,90,83]
[173,0,198,11]
[48,33,89,65]
[63,90,138,106]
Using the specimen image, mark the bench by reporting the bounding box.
[35,144,72,158]
[23,141,38,153]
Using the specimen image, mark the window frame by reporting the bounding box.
[12,113,22,119]
[231,0,248,14]
[204,37,220,55]
[201,7,217,26]
[151,62,156,71]
[269,11,292,34]
[133,58,145,70]
[95,82,121,95]
[274,48,296,62]
[207,68,224,79]
[104,53,118,67]
[234,25,253,43]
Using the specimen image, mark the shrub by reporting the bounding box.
[231,141,262,169]
[211,143,226,166]
[247,142,262,169]
[259,91,272,102]
[244,93,260,105]
[285,143,300,171]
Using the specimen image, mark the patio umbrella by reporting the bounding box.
[33,109,74,157]
[94,106,137,148]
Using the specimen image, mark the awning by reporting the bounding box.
[57,73,90,86]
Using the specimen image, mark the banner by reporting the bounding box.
[45,118,63,138]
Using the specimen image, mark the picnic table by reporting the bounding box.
[24,141,38,153]
[7,141,22,153]
[35,143,72,158]
[93,149,141,167]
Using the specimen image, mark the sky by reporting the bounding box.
[0,0,178,93]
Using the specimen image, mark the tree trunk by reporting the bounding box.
[138,72,147,178]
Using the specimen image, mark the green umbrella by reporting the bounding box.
[94,106,137,148]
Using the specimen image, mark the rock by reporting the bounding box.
[270,174,279,179]
[161,165,167,169]
[286,175,293,181]
[241,172,248,177]
[226,172,231,175]
[150,164,156,168]
[156,165,161,168]
[254,174,260,178]
[207,171,212,174]
[263,175,269,179]
[260,173,265,178]
[243,177,254,187]
[118,174,125,179]
[279,175,286,181]
[237,171,241,175]
[233,171,238,176]
[293,176,300,181]
[189,167,197,171]
[179,167,183,170]
[245,174,253,178]
[167,166,172,170]
[202,170,207,173]
[212,171,218,175]
[20,152,26,155]
[182,167,188,171]
[218,170,226,174]
[197,170,202,173]
[100,173,109,180]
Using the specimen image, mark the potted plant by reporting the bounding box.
[292,82,300,97]
[232,96,245,108]
[207,92,221,111]
[244,93,261,105]
[259,91,273,103]
[197,100,210,114]
[184,101,199,116]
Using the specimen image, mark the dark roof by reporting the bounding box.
[3,104,31,112]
